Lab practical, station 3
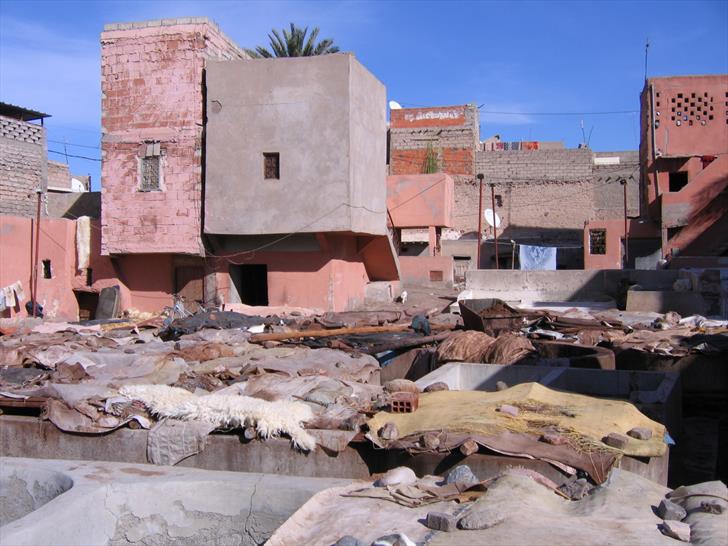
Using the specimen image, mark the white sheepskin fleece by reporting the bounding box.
[119,385,317,451]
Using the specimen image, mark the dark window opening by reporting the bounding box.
[86,268,93,287]
[140,156,160,191]
[42,260,52,279]
[263,153,280,180]
[667,226,683,240]
[74,291,99,321]
[495,194,503,207]
[429,270,444,282]
[589,229,607,255]
[175,266,205,304]
[669,171,689,192]
[229,264,268,306]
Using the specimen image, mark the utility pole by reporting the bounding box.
[32,189,42,317]
[621,179,629,267]
[476,174,484,269]
[490,182,499,269]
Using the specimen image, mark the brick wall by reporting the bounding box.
[451,149,640,240]
[0,116,46,217]
[475,148,593,181]
[390,105,479,175]
[100,18,246,255]
[47,160,71,190]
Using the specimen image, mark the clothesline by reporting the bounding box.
[475,240,584,249]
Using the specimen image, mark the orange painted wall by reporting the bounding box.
[583,219,660,270]
[0,214,179,319]
[387,173,454,228]
[1,215,79,320]
[399,255,454,284]
[213,233,372,311]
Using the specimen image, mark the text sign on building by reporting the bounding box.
[391,106,466,128]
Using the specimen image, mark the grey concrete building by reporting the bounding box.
[204,53,387,237]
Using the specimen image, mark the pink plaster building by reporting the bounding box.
[584,74,728,270]
[101,18,245,256]
[100,18,399,313]
[387,173,455,284]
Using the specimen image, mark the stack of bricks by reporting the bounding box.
[100,18,247,255]
[389,105,479,176]
[0,116,46,217]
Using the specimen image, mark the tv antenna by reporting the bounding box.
[644,37,650,81]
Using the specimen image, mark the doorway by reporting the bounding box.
[229,264,269,306]
[74,291,99,321]
[174,266,205,303]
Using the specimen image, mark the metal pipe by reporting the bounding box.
[32,190,42,317]
[621,179,629,267]
[476,174,484,269]
[490,183,498,269]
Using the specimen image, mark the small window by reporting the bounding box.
[669,171,689,192]
[589,229,606,255]
[139,142,162,191]
[86,268,93,287]
[429,270,444,282]
[42,260,52,279]
[263,152,280,180]
[140,156,160,191]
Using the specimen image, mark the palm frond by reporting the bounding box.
[246,23,340,57]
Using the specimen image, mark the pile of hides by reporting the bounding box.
[436,330,537,365]
[436,331,495,363]
[120,384,317,451]
[481,332,537,364]
[159,310,280,341]
[366,382,666,484]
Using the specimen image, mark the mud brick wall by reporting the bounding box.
[0,116,46,217]
[100,18,246,255]
[451,149,640,239]
[390,105,479,175]
[47,160,71,191]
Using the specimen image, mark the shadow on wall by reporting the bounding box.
[669,172,728,256]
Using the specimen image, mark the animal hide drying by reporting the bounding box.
[120,384,317,451]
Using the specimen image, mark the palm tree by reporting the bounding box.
[245,23,340,58]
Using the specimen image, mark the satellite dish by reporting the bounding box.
[484,208,501,228]
[389,100,402,110]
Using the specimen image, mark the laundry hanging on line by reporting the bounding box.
[0,281,25,311]
[519,244,557,270]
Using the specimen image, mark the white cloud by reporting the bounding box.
[0,16,100,128]
[479,104,535,126]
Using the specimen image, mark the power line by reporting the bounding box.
[48,139,100,150]
[48,149,101,162]
[480,109,638,116]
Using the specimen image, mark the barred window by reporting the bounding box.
[140,156,160,191]
[589,229,607,255]
[139,142,161,191]
[263,152,280,180]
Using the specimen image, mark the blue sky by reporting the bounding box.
[1,0,726,189]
